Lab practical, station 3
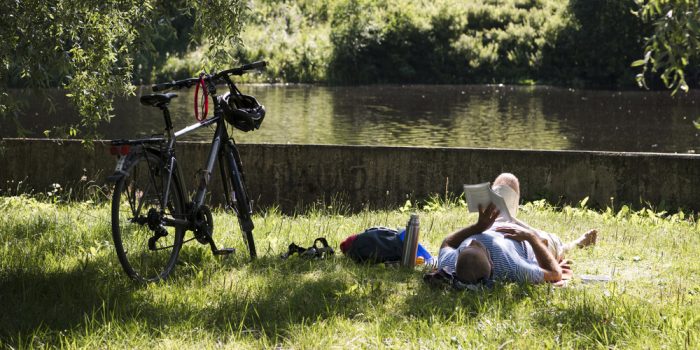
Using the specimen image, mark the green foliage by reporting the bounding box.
[633,0,700,94]
[542,0,650,88]
[191,0,247,65]
[156,50,206,82]
[227,0,654,87]
[236,0,333,82]
[160,0,335,83]
[130,1,198,84]
[1,1,146,139]
[0,0,247,139]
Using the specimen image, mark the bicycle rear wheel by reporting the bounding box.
[111,149,186,282]
[223,141,257,259]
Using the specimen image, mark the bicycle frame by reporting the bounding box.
[159,119,242,231]
[111,92,242,232]
[173,116,231,209]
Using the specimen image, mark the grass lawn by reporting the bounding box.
[1,196,699,349]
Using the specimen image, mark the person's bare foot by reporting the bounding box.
[575,229,597,248]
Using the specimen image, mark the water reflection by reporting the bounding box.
[538,89,699,152]
[319,85,570,149]
[3,85,699,153]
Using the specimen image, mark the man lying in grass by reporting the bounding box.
[438,173,597,285]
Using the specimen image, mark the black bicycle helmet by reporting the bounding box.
[220,92,266,132]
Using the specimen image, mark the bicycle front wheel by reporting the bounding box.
[111,149,186,282]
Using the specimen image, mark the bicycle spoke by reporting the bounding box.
[112,149,185,282]
[143,150,167,209]
[132,182,152,219]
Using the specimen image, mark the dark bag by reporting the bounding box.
[346,227,403,263]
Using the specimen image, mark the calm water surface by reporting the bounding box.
[5,85,700,153]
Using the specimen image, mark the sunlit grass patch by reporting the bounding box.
[1,196,699,348]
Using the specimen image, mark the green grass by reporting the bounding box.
[1,196,699,349]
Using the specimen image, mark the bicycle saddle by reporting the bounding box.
[140,93,178,108]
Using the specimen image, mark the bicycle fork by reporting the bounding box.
[220,143,254,232]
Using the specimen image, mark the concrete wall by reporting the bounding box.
[1,138,699,212]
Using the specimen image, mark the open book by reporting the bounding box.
[463,182,512,222]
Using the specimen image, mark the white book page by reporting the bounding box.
[488,189,512,222]
[463,183,512,222]
[463,182,491,213]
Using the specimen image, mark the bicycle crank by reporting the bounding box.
[193,205,236,256]
[193,205,214,244]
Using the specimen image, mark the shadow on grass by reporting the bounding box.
[400,279,538,321]
[109,255,435,342]
[0,252,573,346]
[196,257,541,341]
[146,255,397,339]
[0,257,141,344]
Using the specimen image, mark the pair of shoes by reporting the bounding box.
[281,237,335,260]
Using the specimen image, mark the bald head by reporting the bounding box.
[492,173,521,219]
[455,241,492,284]
[493,173,520,195]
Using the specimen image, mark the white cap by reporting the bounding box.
[492,184,519,218]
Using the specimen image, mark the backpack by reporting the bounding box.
[346,227,403,263]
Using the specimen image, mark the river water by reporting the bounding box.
[4,84,700,153]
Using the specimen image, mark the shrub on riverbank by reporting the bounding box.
[540,0,651,88]
[327,0,570,84]
[160,0,650,88]
[1,196,699,347]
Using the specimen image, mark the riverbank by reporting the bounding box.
[2,139,699,212]
[1,196,698,348]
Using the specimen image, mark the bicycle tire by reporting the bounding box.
[223,141,257,259]
[111,148,186,282]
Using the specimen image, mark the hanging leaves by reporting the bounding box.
[0,0,247,140]
[633,0,700,95]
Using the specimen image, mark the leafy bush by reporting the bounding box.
[326,0,571,84]
[540,0,651,88]
[151,0,658,88]
[230,0,334,83]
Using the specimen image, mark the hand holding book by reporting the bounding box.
[463,182,513,222]
[475,203,500,232]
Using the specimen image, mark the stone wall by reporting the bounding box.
[1,138,699,212]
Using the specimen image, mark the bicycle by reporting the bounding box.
[107,61,267,282]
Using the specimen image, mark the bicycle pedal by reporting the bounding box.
[213,248,236,256]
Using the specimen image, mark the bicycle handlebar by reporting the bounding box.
[218,61,267,76]
[151,61,267,92]
[152,79,197,92]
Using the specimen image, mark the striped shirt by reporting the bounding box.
[437,223,544,283]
